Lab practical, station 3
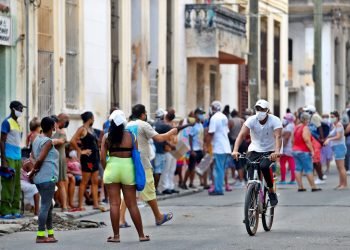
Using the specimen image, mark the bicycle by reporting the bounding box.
[239,153,275,236]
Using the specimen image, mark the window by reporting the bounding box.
[38,0,54,118]
[65,0,80,109]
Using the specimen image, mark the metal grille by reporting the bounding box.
[65,0,79,109]
[149,67,158,117]
[38,51,54,118]
[37,0,54,117]
[111,0,119,108]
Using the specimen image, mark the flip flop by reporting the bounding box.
[156,212,173,226]
[297,188,307,192]
[119,222,131,228]
[107,236,120,243]
[139,235,150,242]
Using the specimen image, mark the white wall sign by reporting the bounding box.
[0,15,11,46]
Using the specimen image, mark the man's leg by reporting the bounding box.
[213,154,226,194]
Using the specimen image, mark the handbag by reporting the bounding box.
[129,132,146,191]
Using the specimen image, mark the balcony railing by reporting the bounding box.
[185,4,246,37]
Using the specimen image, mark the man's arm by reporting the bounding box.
[0,133,8,167]
[270,128,282,161]
[152,128,178,143]
[232,124,250,159]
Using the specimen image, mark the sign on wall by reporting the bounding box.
[0,15,11,46]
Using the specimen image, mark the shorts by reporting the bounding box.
[154,154,166,174]
[20,180,38,206]
[311,138,321,163]
[292,151,313,174]
[225,156,235,169]
[103,157,135,185]
[139,168,156,202]
[80,158,100,173]
[188,150,204,170]
[75,175,82,185]
[332,144,347,160]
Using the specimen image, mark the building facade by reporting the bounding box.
[289,0,350,114]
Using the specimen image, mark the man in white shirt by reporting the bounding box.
[232,99,282,206]
[208,101,232,195]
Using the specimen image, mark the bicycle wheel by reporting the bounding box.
[262,187,274,231]
[244,184,259,236]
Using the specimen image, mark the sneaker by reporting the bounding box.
[225,184,232,192]
[268,192,278,207]
[346,170,350,176]
[277,181,287,185]
[208,184,215,193]
[162,189,172,195]
[288,181,296,185]
[171,189,180,194]
[315,179,326,185]
[322,175,327,180]
[208,191,224,196]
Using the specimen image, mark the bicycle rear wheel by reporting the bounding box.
[244,184,259,236]
[262,187,274,231]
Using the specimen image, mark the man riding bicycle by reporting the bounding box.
[232,99,282,207]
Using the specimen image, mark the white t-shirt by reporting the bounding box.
[208,112,231,154]
[282,123,294,156]
[245,114,282,153]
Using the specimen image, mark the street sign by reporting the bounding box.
[0,15,11,46]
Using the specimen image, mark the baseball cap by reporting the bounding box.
[155,108,166,118]
[211,101,222,112]
[109,110,127,126]
[194,107,206,114]
[9,100,26,110]
[255,99,270,110]
[303,105,316,113]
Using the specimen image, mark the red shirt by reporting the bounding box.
[293,124,310,152]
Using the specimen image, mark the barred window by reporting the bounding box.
[65,0,80,109]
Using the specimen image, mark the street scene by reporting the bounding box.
[1,0,350,249]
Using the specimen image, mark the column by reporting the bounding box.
[141,0,150,110]
[279,14,289,116]
[267,16,274,113]
[157,0,167,109]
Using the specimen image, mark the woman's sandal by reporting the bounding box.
[156,212,173,226]
[297,188,307,192]
[107,235,120,243]
[139,235,150,242]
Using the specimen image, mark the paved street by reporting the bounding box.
[1,167,350,250]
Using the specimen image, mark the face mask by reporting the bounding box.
[322,118,329,123]
[64,121,69,128]
[188,117,196,124]
[198,114,205,121]
[330,118,337,123]
[256,111,268,121]
[14,109,22,118]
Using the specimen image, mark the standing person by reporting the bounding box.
[303,105,326,184]
[321,114,333,174]
[292,113,321,192]
[29,117,59,243]
[232,100,281,205]
[182,108,205,189]
[70,112,100,211]
[344,109,350,175]
[279,113,296,184]
[159,108,179,194]
[153,108,170,194]
[0,101,26,219]
[26,117,41,147]
[101,110,149,242]
[208,101,232,195]
[324,111,348,189]
[127,104,177,225]
[52,113,70,211]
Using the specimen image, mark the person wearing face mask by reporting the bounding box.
[320,114,333,174]
[232,99,282,206]
[52,113,70,212]
[127,104,178,226]
[70,111,100,211]
[0,101,26,219]
[324,111,348,190]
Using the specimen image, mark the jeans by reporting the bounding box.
[36,181,56,232]
[292,151,313,175]
[213,154,229,194]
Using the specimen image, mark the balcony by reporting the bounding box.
[185,4,247,63]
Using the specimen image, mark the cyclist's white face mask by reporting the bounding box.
[256,111,268,121]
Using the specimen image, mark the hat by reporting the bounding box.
[194,107,206,114]
[9,101,26,110]
[211,101,222,112]
[109,110,127,126]
[303,105,316,113]
[155,108,166,118]
[255,99,270,109]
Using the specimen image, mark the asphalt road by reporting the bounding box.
[1,167,350,250]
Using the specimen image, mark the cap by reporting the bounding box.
[155,108,166,118]
[211,101,222,112]
[255,99,270,109]
[194,107,206,114]
[303,105,316,113]
[109,110,127,126]
[9,100,26,110]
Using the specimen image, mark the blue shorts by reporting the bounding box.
[292,151,313,174]
[332,144,347,160]
[154,153,166,174]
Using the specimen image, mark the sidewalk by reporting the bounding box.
[0,186,203,236]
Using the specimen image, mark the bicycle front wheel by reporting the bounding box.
[244,184,259,236]
[262,187,274,231]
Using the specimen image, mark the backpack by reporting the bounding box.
[309,122,330,140]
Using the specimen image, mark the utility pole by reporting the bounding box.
[314,0,322,113]
[248,0,260,107]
